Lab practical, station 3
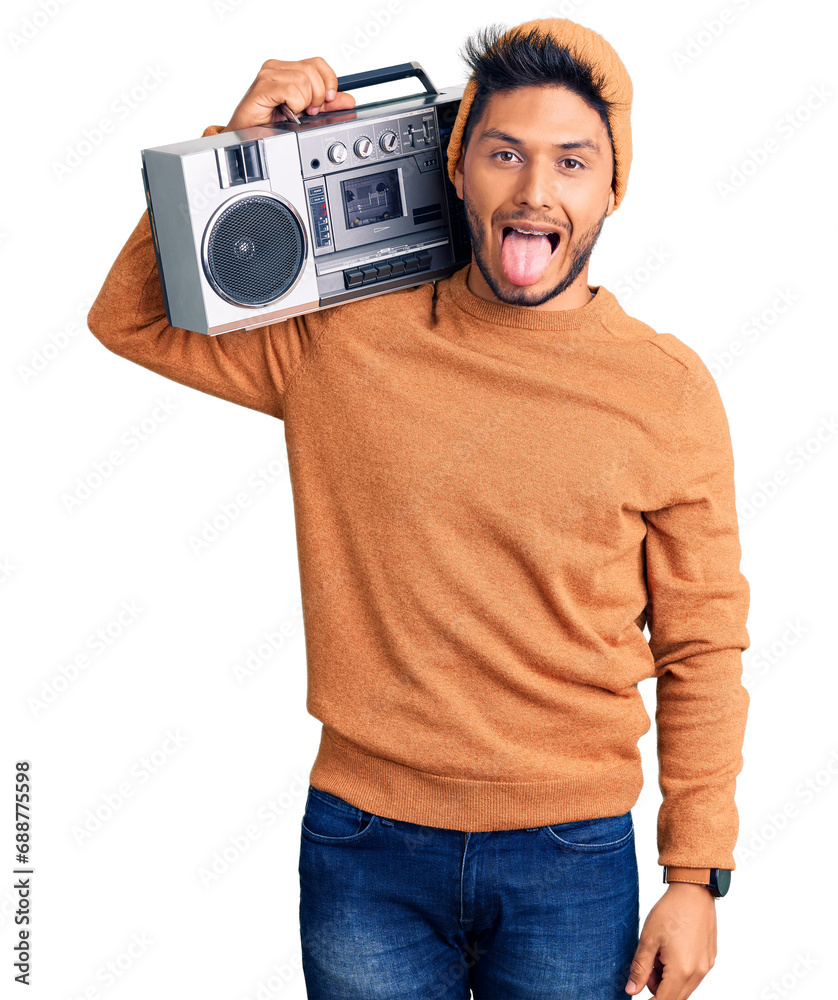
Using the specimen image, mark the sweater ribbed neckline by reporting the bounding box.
[447,262,618,332]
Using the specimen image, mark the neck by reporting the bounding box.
[449,264,615,333]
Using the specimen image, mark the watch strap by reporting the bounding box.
[663,866,712,886]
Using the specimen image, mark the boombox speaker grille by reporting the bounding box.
[203,194,306,307]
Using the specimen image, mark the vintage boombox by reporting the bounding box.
[140,62,471,336]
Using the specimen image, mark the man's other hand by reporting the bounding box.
[625,882,717,998]
[221,56,356,132]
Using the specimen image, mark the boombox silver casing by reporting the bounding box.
[141,76,469,336]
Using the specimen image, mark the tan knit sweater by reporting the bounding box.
[87,124,750,869]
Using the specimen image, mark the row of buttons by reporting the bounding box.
[343,250,433,289]
[308,184,332,249]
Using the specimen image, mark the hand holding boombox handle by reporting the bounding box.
[335,61,439,108]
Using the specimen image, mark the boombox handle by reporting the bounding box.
[335,61,439,110]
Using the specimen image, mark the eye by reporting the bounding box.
[491,151,585,169]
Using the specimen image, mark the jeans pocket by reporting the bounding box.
[301,786,378,843]
[543,811,634,852]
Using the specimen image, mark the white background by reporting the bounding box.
[3,0,836,997]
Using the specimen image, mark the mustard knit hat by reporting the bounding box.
[446,18,633,210]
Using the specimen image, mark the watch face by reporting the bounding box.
[713,869,732,896]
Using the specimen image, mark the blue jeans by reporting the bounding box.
[298,784,640,999]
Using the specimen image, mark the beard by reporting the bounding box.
[462,174,609,308]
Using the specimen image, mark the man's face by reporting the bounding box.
[453,85,616,309]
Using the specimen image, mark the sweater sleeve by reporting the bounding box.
[86,125,314,421]
[643,359,751,870]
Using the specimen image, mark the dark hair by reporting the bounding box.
[457,23,616,188]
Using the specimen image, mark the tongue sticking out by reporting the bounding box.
[501,229,555,285]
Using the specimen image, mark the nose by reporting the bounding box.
[512,158,559,211]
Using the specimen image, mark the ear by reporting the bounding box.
[605,187,616,217]
[453,155,464,201]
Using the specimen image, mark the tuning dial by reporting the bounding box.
[327,142,347,164]
[379,131,398,153]
[354,136,373,158]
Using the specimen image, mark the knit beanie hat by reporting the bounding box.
[446,18,633,210]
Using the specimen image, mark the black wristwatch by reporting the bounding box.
[663,866,731,898]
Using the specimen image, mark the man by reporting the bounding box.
[87,17,750,1000]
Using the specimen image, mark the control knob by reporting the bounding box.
[354,136,373,158]
[327,142,347,164]
[379,131,398,153]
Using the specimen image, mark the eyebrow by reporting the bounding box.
[476,126,602,154]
